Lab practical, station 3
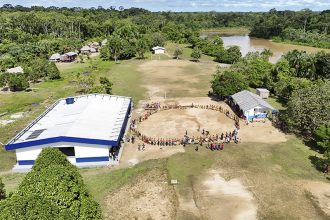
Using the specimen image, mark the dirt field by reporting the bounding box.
[138,60,218,99]
[139,108,235,139]
[103,170,177,220]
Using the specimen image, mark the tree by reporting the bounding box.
[211,70,248,99]
[314,124,330,159]
[99,77,113,94]
[0,73,9,87]
[173,47,183,59]
[32,148,73,172]
[151,32,165,47]
[281,82,330,137]
[76,72,95,93]
[136,37,149,59]
[190,47,202,62]
[8,74,29,91]
[0,148,102,219]
[0,177,5,200]
[100,46,110,60]
[108,35,123,62]
[315,51,330,80]
[231,53,273,88]
[47,62,61,80]
[222,46,242,64]
[261,49,273,60]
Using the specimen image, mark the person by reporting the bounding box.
[138,143,141,151]
[195,145,199,151]
[142,143,145,151]
[324,164,329,175]
[202,129,205,135]
[220,143,224,150]
[186,130,188,135]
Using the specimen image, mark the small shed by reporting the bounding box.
[230,90,275,121]
[256,88,270,99]
[6,66,24,74]
[60,52,77,62]
[80,46,91,54]
[152,46,165,54]
[49,53,61,62]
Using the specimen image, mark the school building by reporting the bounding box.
[5,94,132,172]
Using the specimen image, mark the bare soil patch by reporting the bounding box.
[180,169,257,220]
[239,121,287,143]
[304,181,330,218]
[103,170,177,220]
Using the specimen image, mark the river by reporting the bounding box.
[204,34,330,63]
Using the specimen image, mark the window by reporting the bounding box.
[58,147,75,157]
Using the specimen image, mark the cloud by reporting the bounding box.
[4,0,330,11]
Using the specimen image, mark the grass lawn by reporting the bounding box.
[165,42,215,62]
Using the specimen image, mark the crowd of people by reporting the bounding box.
[129,103,241,151]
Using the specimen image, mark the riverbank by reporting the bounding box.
[272,37,330,49]
[200,27,250,37]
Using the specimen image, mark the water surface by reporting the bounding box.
[206,34,330,63]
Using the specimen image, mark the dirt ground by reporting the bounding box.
[138,108,235,139]
[138,60,218,99]
[103,170,177,220]
[197,170,257,220]
[304,181,330,217]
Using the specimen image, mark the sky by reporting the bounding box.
[3,0,330,12]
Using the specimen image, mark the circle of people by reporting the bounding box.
[129,103,240,151]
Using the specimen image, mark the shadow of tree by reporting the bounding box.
[309,155,326,172]
[304,140,324,154]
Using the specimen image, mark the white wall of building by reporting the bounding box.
[16,147,43,161]
[74,145,109,158]
[154,49,165,54]
[15,142,110,163]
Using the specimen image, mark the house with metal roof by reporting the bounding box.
[5,94,132,172]
[230,90,275,121]
[49,53,61,62]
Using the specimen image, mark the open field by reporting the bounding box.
[1,54,330,219]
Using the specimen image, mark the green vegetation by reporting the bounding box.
[211,70,248,98]
[0,178,5,200]
[281,83,330,138]
[250,9,330,48]
[0,148,101,219]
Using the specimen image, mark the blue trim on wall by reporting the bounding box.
[76,156,109,163]
[18,160,35,165]
[5,136,118,151]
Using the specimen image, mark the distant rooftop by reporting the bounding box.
[256,88,270,92]
[6,66,24,74]
[6,94,132,150]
